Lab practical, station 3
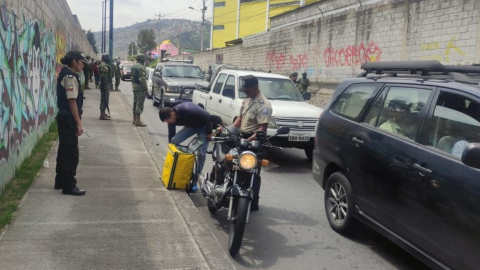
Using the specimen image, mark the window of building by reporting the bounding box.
[270,1,300,8]
[214,1,226,7]
[213,25,225,30]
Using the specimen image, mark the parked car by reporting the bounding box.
[121,63,134,81]
[151,59,206,107]
[193,69,322,160]
[146,67,154,99]
[313,60,480,270]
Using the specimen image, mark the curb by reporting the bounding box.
[118,93,235,270]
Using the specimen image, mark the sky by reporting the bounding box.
[66,0,213,32]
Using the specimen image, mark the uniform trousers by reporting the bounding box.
[99,84,110,111]
[55,114,79,189]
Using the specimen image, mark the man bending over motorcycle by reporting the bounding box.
[160,102,213,192]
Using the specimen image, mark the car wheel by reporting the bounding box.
[324,172,356,234]
[160,92,165,108]
[304,146,314,162]
[152,91,159,107]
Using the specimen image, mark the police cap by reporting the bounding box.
[239,75,258,92]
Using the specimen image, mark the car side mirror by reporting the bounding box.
[462,143,480,169]
[210,115,222,124]
[303,92,312,101]
[276,126,290,135]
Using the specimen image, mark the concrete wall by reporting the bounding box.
[175,0,480,106]
[0,0,95,191]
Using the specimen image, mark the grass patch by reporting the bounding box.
[0,121,58,233]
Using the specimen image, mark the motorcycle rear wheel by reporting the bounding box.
[228,197,249,256]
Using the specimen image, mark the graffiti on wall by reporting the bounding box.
[420,36,466,62]
[266,51,286,70]
[290,53,308,70]
[324,41,382,67]
[0,6,57,189]
[55,29,67,74]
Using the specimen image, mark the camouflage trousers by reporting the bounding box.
[115,76,120,88]
[99,85,110,111]
[133,90,146,116]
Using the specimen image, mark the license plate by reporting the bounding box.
[288,133,310,142]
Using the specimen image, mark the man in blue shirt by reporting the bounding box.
[160,102,213,191]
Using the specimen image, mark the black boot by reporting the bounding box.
[62,187,86,196]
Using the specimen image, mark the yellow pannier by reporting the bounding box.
[161,144,195,190]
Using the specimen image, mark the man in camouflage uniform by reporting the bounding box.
[83,56,92,89]
[99,54,112,120]
[289,72,298,84]
[114,60,121,91]
[130,54,148,127]
[297,72,310,94]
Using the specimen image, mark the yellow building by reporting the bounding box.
[211,0,323,49]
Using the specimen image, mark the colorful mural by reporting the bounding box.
[0,6,57,190]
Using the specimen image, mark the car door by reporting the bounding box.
[398,89,480,270]
[207,73,227,115]
[217,75,237,124]
[350,84,434,231]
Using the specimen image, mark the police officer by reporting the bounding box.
[232,75,272,211]
[55,51,88,196]
[130,54,148,126]
[98,54,112,120]
[114,60,121,91]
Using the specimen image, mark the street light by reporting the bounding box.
[188,2,207,51]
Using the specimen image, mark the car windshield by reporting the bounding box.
[163,65,203,78]
[123,64,133,70]
[238,77,303,101]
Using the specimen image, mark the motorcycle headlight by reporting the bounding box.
[268,116,277,129]
[239,151,257,170]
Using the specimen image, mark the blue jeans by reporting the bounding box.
[171,126,209,174]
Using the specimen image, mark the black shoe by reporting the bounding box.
[62,187,86,196]
[251,203,259,212]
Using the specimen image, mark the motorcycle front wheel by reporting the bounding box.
[228,197,249,256]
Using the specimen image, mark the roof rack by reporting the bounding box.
[359,61,480,84]
[161,58,193,64]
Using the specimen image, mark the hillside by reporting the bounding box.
[94,18,211,59]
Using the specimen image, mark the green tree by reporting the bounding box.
[127,42,138,56]
[137,29,157,54]
[85,29,98,54]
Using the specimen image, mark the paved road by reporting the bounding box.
[120,81,430,270]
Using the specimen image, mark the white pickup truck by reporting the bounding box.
[192,70,323,160]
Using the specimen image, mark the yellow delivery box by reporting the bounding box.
[161,144,195,190]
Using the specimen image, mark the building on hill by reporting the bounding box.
[211,0,324,49]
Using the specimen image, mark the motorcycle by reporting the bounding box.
[199,115,290,256]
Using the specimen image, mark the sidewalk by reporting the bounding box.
[0,88,234,270]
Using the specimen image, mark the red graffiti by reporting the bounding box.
[266,52,286,70]
[290,53,308,70]
[324,42,382,68]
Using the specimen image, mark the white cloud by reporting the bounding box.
[66,0,213,32]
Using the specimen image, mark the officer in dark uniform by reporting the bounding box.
[55,51,88,196]
[233,75,272,211]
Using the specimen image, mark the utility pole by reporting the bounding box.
[154,13,163,20]
[109,0,114,59]
[201,0,206,51]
